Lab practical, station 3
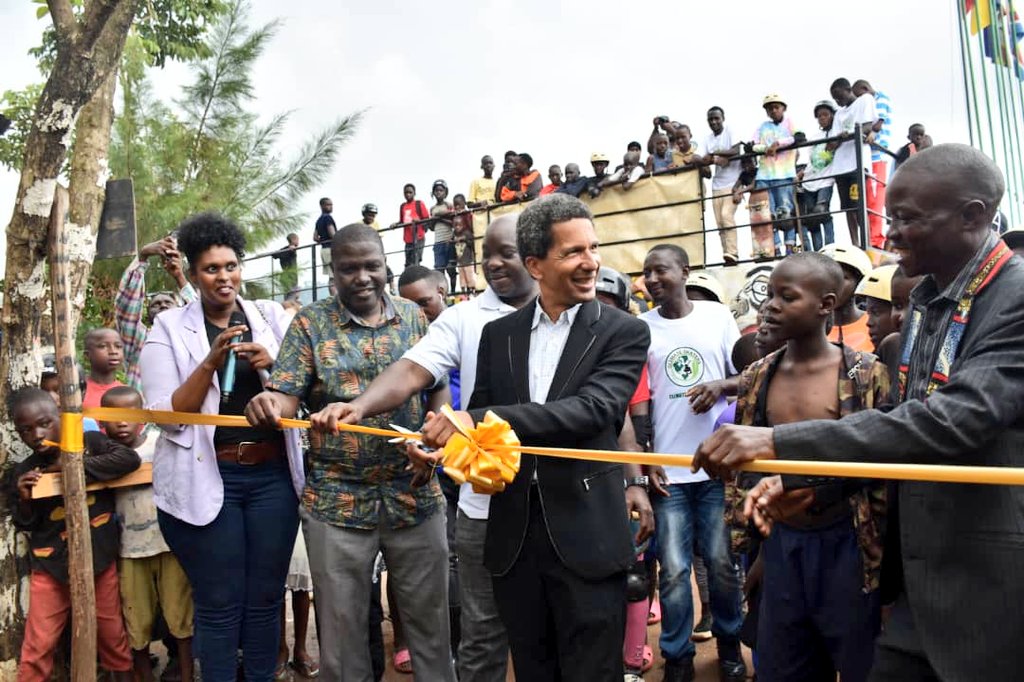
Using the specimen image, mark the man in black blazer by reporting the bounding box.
[694,144,1024,681]
[423,194,652,681]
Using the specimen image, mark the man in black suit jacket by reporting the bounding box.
[423,194,652,681]
[694,144,1024,681]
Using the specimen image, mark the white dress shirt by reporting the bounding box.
[529,301,582,404]
[402,286,518,519]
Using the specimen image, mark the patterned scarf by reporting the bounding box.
[897,240,1013,400]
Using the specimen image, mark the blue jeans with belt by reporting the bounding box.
[652,479,744,662]
[159,457,299,682]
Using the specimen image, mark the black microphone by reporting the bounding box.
[220,310,247,404]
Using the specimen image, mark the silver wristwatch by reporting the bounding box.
[625,475,649,492]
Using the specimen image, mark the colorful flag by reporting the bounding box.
[970,0,992,34]
[1010,2,1024,78]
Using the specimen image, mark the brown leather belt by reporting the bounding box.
[215,441,283,465]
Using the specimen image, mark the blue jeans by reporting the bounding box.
[433,240,456,270]
[756,178,797,248]
[653,480,744,662]
[159,458,299,682]
[798,186,835,251]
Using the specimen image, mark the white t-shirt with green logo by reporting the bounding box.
[640,301,740,484]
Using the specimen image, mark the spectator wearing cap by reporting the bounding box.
[362,203,396,292]
[684,271,726,304]
[751,93,800,255]
[361,203,380,230]
[430,180,457,293]
[853,79,893,249]
[587,153,612,198]
[797,100,839,252]
[823,243,875,352]
[539,165,562,196]
[556,163,590,198]
[595,265,632,311]
[855,264,899,352]
[499,153,542,202]
[828,77,878,247]
[467,155,497,208]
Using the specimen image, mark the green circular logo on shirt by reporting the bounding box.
[666,347,704,387]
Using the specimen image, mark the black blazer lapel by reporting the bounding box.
[509,300,534,403]
[546,299,601,402]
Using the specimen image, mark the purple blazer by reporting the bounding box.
[139,296,304,525]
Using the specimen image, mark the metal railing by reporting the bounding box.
[240,131,886,300]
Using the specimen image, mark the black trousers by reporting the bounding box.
[492,491,626,682]
[868,595,940,682]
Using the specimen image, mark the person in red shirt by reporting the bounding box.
[498,153,543,202]
[82,328,125,409]
[539,164,563,195]
[394,183,430,267]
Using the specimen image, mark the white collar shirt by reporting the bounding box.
[401,286,519,519]
[528,300,582,404]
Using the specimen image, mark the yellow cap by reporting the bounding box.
[855,264,898,302]
[821,243,873,279]
[762,93,786,107]
[685,271,726,303]
[590,152,610,163]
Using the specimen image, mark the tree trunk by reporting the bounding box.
[49,185,98,682]
[0,0,138,670]
[67,70,118,331]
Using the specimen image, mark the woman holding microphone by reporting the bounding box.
[140,212,303,681]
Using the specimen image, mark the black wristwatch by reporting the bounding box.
[625,476,649,492]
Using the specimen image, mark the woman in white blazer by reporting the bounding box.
[139,213,303,682]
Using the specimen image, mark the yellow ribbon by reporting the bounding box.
[59,413,83,452]
[78,406,1024,490]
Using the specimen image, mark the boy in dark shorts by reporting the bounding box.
[726,253,889,682]
[8,387,140,682]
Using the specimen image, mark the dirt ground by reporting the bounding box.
[273,572,755,682]
[143,572,752,681]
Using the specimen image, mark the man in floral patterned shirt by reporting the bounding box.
[246,223,455,682]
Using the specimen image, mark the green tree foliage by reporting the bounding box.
[30,0,225,69]
[0,85,43,172]
[0,0,226,173]
[106,0,361,291]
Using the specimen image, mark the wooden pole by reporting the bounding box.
[48,185,97,682]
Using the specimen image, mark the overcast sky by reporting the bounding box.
[1,0,970,277]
